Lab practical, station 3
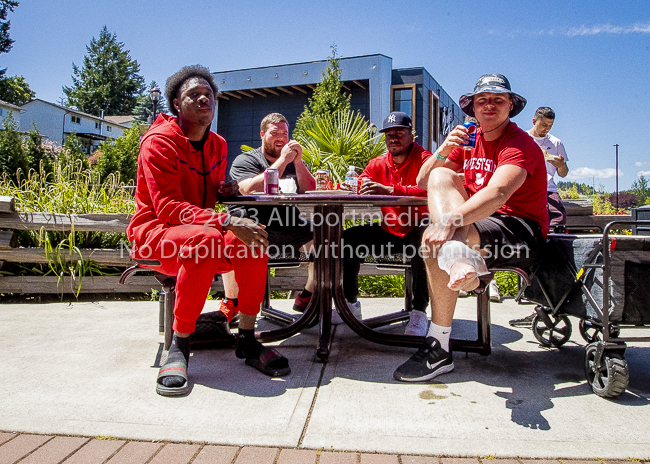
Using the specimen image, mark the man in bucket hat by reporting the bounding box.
[393,74,548,382]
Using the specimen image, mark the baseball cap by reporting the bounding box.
[379,111,413,133]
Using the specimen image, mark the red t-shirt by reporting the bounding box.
[361,143,431,238]
[447,122,549,238]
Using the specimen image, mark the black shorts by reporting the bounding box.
[266,222,313,260]
[474,214,544,269]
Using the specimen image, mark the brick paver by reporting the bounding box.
[234,446,279,464]
[441,459,481,464]
[401,456,441,464]
[0,435,14,447]
[63,438,126,464]
[319,451,359,464]
[148,443,200,464]
[489,460,522,464]
[19,436,88,464]
[0,434,51,464]
[192,445,239,464]
[360,453,400,464]
[521,461,560,464]
[277,448,318,464]
[105,441,162,464]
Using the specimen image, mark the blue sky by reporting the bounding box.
[3,0,649,192]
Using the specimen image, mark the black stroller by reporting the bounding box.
[521,220,650,398]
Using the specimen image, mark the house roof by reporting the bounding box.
[22,99,130,128]
[104,115,135,126]
[0,99,25,112]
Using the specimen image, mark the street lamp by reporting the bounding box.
[150,86,161,123]
[614,144,619,210]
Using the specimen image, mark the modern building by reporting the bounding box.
[212,54,465,166]
[19,99,129,154]
[0,99,23,130]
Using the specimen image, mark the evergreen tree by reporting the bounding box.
[630,175,649,206]
[0,75,34,104]
[24,125,53,175]
[0,112,28,183]
[62,26,145,116]
[132,81,168,124]
[294,45,351,139]
[0,0,18,79]
[58,134,89,171]
[93,124,140,184]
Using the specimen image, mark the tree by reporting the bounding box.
[0,112,28,182]
[293,45,351,140]
[57,134,88,171]
[62,26,145,116]
[0,75,34,104]
[630,175,649,206]
[93,124,140,184]
[0,0,18,78]
[24,126,53,175]
[132,81,168,124]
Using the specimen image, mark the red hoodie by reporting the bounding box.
[361,143,431,238]
[127,114,229,257]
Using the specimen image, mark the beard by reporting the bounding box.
[262,139,283,159]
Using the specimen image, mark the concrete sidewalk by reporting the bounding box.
[2,296,649,461]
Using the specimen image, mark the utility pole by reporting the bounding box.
[614,144,619,210]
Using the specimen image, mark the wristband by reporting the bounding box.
[435,149,447,161]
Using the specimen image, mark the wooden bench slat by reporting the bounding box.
[0,247,133,266]
[0,212,131,233]
[0,196,15,214]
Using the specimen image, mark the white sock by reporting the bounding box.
[427,323,451,352]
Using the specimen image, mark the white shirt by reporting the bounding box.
[527,130,568,193]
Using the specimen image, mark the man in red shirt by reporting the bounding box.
[393,74,548,382]
[342,112,432,336]
[128,66,290,396]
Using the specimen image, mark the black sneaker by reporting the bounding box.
[393,337,454,382]
[508,312,536,328]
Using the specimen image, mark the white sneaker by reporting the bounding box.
[489,280,501,302]
[404,310,429,337]
[332,301,362,325]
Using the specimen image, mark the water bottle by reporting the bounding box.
[345,166,359,193]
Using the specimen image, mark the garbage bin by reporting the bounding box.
[631,205,650,235]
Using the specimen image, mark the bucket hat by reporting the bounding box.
[379,111,412,133]
[459,74,527,118]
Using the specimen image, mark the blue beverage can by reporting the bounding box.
[462,121,477,151]
[264,168,279,194]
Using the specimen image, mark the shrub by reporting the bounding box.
[608,192,637,210]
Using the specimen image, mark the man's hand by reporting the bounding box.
[547,155,565,168]
[218,180,239,198]
[438,124,470,158]
[422,212,463,249]
[280,143,297,163]
[224,216,268,251]
[285,140,303,160]
[359,181,393,195]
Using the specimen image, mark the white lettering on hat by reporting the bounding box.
[388,114,396,123]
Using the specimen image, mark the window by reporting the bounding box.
[95,122,99,129]
[106,125,112,132]
[390,84,416,120]
[71,115,81,124]
[429,90,440,151]
[0,108,3,116]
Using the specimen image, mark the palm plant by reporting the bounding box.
[295,110,385,183]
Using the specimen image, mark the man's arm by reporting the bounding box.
[423,164,528,247]
[289,141,316,193]
[236,146,296,194]
[417,124,467,188]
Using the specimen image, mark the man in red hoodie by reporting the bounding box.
[127,66,290,397]
[342,112,432,336]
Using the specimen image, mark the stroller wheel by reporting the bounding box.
[584,344,629,398]
[532,313,572,347]
[579,320,621,344]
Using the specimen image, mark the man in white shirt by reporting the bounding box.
[510,107,569,328]
[528,107,569,229]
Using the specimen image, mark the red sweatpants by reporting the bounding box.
[139,224,268,333]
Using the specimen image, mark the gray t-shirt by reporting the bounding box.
[228,147,302,227]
